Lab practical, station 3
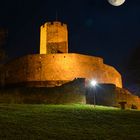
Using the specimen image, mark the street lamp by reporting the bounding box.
[90,80,97,108]
[91,80,97,87]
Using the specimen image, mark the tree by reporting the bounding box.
[0,28,7,63]
[124,47,140,96]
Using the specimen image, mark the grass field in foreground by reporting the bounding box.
[0,104,140,140]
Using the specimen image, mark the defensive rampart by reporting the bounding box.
[0,78,86,104]
[86,84,140,109]
[2,53,122,87]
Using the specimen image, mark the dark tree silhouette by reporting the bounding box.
[0,28,7,63]
[124,47,140,96]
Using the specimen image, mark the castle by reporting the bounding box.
[0,21,140,109]
[0,21,122,88]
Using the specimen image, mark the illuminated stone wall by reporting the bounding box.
[0,78,86,104]
[116,88,140,109]
[3,53,122,88]
[40,21,68,54]
[86,84,140,109]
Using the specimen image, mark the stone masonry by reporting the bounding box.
[0,21,122,88]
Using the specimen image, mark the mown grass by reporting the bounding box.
[0,104,140,140]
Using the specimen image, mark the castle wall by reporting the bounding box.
[3,56,28,84]
[3,53,122,88]
[116,88,140,109]
[40,22,68,54]
[0,78,86,104]
[86,84,140,109]
[86,84,116,106]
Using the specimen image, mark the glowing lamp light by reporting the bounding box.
[91,80,97,87]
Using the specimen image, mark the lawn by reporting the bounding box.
[0,104,140,140]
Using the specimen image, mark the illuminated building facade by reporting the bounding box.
[0,21,122,88]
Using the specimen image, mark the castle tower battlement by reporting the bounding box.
[40,21,68,54]
[46,21,67,28]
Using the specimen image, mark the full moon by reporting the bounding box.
[108,0,125,6]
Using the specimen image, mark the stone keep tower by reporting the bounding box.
[40,21,68,54]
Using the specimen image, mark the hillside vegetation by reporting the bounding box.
[0,104,140,140]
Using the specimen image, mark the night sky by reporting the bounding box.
[0,0,140,88]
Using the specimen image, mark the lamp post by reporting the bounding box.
[90,80,97,108]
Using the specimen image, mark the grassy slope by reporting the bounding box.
[0,104,140,140]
